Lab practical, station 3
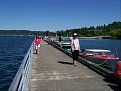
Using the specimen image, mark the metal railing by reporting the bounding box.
[8,40,34,91]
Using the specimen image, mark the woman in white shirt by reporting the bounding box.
[71,33,80,66]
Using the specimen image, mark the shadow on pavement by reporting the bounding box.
[58,61,74,65]
[103,78,121,91]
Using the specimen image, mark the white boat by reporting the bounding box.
[61,37,71,49]
[79,49,119,71]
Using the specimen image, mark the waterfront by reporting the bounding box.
[0,36,121,90]
[0,36,34,91]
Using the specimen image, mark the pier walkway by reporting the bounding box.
[29,40,118,91]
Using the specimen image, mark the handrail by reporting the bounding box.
[8,40,34,91]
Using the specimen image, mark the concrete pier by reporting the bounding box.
[29,40,119,91]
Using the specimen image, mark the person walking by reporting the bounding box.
[58,35,62,47]
[34,35,41,54]
[71,33,80,66]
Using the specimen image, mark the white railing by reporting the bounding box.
[8,40,34,91]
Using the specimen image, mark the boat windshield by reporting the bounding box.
[62,38,71,43]
[62,38,71,41]
[93,52,112,56]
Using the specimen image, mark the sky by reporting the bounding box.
[0,0,120,31]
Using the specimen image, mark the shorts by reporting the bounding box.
[35,44,40,49]
[38,44,40,47]
[72,50,79,60]
[59,41,62,45]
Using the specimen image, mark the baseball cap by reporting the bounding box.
[73,33,77,36]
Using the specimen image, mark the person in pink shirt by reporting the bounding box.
[34,35,41,54]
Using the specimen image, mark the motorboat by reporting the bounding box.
[79,49,119,71]
[61,37,71,49]
[51,37,71,49]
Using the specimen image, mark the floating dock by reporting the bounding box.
[29,40,120,91]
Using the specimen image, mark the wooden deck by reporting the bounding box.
[29,40,119,91]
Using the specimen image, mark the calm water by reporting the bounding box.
[0,36,34,91]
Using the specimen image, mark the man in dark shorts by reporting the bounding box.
[58,35,62,47]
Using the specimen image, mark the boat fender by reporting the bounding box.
[114,61,121,79]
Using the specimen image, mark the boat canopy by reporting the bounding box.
[84,49,111,52]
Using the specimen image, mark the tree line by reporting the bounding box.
[57,21,121,39]
[0,21,121,39]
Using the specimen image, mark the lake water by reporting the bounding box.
[0,36,34,91]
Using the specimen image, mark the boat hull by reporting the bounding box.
[80,55,119,71]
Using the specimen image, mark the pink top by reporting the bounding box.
[35,39,41,45]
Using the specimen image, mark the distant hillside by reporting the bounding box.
[0,30,32,35]
[0,21,121,39]
[60,21,121,39]
[0,30,45,36]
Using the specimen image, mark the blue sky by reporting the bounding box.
[0,0,120,31]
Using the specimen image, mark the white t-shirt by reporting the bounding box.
[71,38,80,50]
